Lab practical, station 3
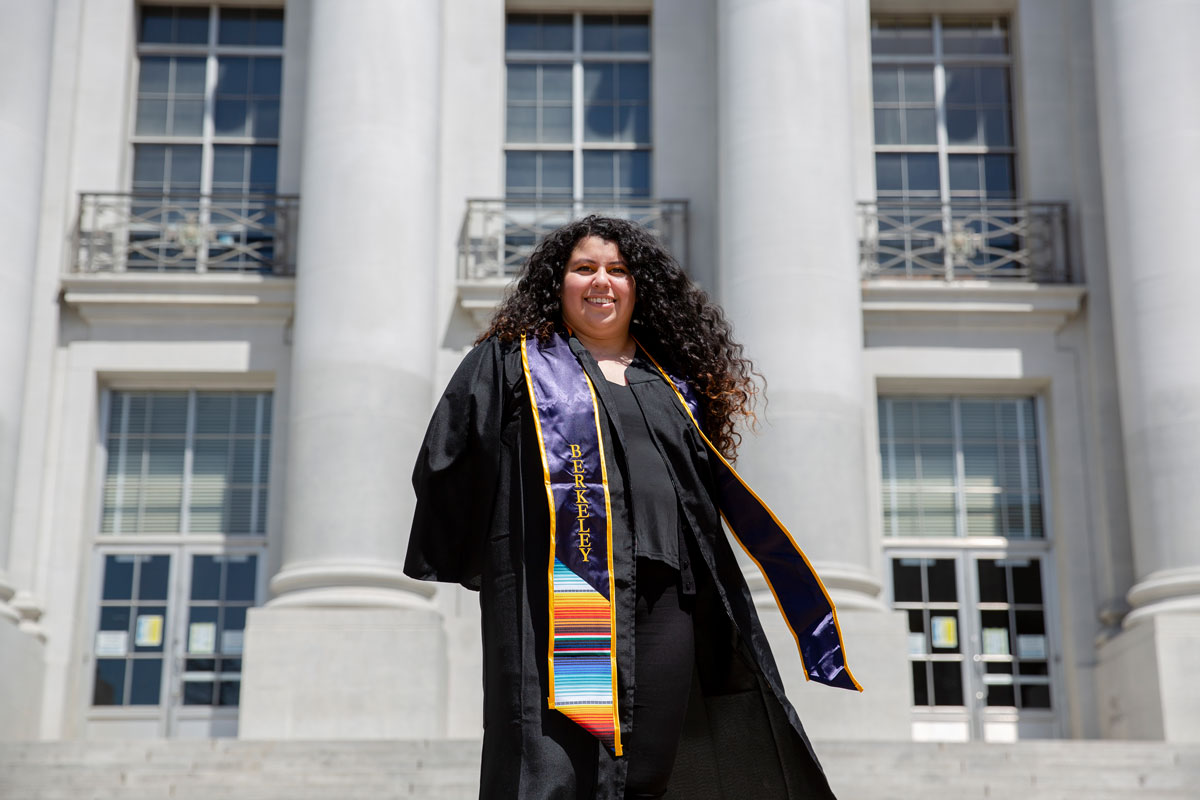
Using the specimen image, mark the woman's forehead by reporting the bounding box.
[566,235,626,264]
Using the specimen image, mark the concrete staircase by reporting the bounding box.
[0,739,1196,799]
[818,741,1198,800]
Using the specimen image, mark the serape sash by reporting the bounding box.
[520,331,860,755]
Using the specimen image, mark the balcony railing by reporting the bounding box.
[858,200,1071,283]
[458,198,689,281]
[74,192,300,275]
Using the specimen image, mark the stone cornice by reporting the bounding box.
[861,280,1086,331]
[59,273,295,325]
[456,278,512,331]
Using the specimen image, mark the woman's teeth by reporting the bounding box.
[586,297,614,305]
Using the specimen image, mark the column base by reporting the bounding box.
[1096,612,1200,742]
[238,605,446,739]
[266,561,436,609]
[812,563,888,612]
[1124,567,1200,626]
[0,617,43,741]
[756,603,912,740]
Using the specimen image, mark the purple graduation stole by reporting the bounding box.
[521,331,861,756]
[521,332,623,755]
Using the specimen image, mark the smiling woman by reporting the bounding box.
[481,216,756,459]
[405,216,855,800]
[560,236,637,384]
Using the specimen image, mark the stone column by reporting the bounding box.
[1093,0,1200,742]
[716,0,909,739]
[239,0,446,739]
[0,0,54,621]
[0,0,54,741]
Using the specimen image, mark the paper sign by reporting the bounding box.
[135,615,163,647]
[931,616,958,649]
[189,622,217,655]
[222,630,244,655]
[982,627,1010,656]
[1017,634,1046,659]
[907,632,927,656]
[96,630,128,657]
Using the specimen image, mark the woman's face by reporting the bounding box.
[560,236,636,345]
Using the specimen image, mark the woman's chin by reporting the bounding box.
[569,312,629,335]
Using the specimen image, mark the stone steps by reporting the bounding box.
[1,739,1196,799]
[0,740,479,800]
[820,741,1197,800]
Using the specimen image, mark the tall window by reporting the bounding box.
[504,13,652,202]
[130,6,284,270]
[872,16,1014,203]
[869,16,1018,278]
[879,397,1058,740]
[91,391,270,729]
[134,6,283,196]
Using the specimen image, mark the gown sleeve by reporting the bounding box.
[404,337,507,590]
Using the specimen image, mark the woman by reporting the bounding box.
[405,216,856,799]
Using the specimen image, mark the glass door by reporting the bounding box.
[90,552,177,737]
[969,553,1060,741]
[89,547,263,738]
[892,554,971,741]
[168,550,263,738]
[890,551,1062,741]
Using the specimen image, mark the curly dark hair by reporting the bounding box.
[479,215,760,459]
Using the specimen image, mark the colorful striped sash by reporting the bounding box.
[520,331,860,755]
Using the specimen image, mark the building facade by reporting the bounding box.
[1,0,1198,750]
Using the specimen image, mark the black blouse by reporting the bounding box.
[609,379,680,569]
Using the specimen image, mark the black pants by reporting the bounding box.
[625,559,695,799]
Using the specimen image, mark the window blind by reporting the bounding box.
[879,396,1043,538]
[102,391,272,536]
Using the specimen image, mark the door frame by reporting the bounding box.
[84,542,266,738]
[885,542,1066,741]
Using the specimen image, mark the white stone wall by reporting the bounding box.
[2,0,1194,747]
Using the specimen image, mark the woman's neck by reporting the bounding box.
[574,331,635,363]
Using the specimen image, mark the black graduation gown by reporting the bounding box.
[404,335,838,800]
